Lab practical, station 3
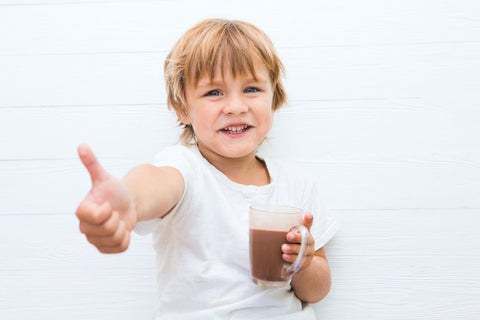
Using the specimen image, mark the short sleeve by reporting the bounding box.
[303,178,338,251]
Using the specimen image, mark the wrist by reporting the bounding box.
[120,179,139,229]
[292,256,316,280]
[290,256,331,304]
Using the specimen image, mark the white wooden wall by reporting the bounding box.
[1,0,479,319]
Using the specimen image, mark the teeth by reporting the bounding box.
[224,125,248,133]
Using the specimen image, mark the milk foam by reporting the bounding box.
[249,204,303,232]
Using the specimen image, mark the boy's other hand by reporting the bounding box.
[75,143,137,253]
[281,212,315,272]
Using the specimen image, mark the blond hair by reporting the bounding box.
[164,19,287,145]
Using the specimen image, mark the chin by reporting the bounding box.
[222,145,258,159]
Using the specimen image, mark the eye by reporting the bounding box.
[244,87,259,93]
[206,90,222,96]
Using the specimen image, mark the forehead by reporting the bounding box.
[183,29,272,88]
[192,58,270,88]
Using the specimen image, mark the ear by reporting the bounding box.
[176,110,190,125]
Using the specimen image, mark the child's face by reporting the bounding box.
[183,61,274,161]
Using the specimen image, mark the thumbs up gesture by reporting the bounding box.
[75,144,137,253]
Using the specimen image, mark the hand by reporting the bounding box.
[75,143,137,253]
[281,212,315,272]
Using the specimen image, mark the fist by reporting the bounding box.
[75,144,136,253]
[76,199,132,254]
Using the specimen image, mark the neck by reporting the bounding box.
[197,146,270,186]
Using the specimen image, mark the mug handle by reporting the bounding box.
[282,225,311,279]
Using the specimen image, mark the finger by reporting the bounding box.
[286,229,307,243]
[287,233,314,250]
[76,201,112,225]
[287,231,315,250]
[282,243,300,255]
[96,229,131,254]
[286,231,299,243]
[282,244,315,265]
[86,219,127,247]
[302,212,314,230]
[78,143,109,185]
[282,253,297,263]
[282,253,314,269]
[282,243,315,256]
[79,209,120,236]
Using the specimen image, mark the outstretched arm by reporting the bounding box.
[122,162,184,223]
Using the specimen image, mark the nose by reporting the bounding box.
[223,93,248,115]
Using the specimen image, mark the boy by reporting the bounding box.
[76,19,337,319]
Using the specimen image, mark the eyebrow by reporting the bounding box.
[196,74,269,89]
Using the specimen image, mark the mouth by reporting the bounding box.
[220,124,252,135]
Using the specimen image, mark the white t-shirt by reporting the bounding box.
[135,145,337,320]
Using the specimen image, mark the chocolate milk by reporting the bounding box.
[249,204,304,286]
[249,229,287,281]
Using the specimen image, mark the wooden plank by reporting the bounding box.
[0,104,181,160]
[0,42,478,106]
[316,209,480,318]
[0,53,167,107]
[0,0,478,54]
[0,214,157,319]
[315,255,480,319]
[269,99,480,162]
[0,158,138,215]
[327,209,480,256]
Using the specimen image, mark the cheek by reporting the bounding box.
[190,108,215,134]
[259,103,274,127]
[255,111,273,137]
[261,107,273,122]
[265,115,273,132]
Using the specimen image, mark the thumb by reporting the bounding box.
[78,143,110,184]
[302,212,314,231]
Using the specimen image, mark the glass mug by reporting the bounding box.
[249,204,310,287]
